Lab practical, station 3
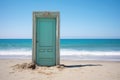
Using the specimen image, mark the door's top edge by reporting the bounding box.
[33,11,60,14]
[33,11,60,17]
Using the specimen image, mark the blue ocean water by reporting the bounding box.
[0,39,120,61]
[0,39,32,50]
[61,39,120,51]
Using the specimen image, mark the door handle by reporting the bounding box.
[36,41,38,43]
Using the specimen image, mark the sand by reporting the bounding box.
[0,59,120,80]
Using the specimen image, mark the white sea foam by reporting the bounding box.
[0,49,31,56]
[0,49,120,56]
[61,49,120,56]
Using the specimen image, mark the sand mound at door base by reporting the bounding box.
[12,62,65,75]
[12,62,36,70]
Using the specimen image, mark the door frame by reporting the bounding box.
[32,11,60,65]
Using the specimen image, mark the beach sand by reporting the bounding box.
[0,59,120,80]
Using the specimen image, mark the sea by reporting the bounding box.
[0,39,120,61]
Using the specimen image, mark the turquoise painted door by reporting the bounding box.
[36,18,56,66]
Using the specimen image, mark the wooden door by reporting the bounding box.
[36,18,56,66]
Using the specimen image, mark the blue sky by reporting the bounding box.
[0,0,120,39]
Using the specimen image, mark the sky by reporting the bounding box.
[0,0,120,39]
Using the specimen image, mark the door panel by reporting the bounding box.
[36,18,56,66]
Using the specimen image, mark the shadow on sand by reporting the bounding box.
[62,64,102,68]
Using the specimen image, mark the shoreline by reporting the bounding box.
[1,58,120,62]
[1,56,120,62]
